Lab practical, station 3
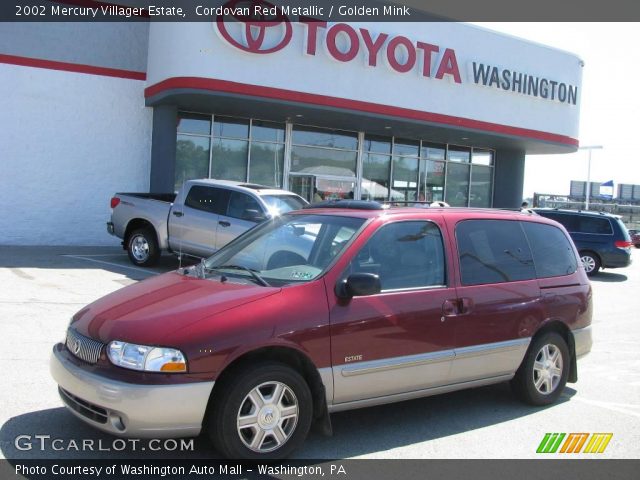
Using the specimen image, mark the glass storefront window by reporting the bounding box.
[252,120,285,143]
[364,135,392,154]
[448,146,471,163]
[173,112,495,207]
[175,135,210,191]
[177,113,211,135]
[213,116,250,139]
[248,142,284,187]
[445,162,470,206]
[392,155,419,202]
[393,138,420,157]
[472,148,493,166]
[423,143,446,161]
[421,159,446,202]
[290,146,357,176]
[211,138,248,181]
[470,165,492,207]
[362,153,391,201]
[292,126,358,150]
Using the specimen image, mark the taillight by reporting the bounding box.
[614,240,632,248]
[110,197,121,209]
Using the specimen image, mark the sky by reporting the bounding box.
[474,23,640,199]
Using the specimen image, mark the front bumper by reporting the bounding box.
[50,345,214,438]
[573,325,593,359]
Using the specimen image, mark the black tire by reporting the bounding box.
[511,332,570,406]
[126,227,160,267]
[207,362,312,460]
[579,251,601,277]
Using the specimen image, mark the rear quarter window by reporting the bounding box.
[522,222,578,278]
[456,219,535,286]
[577,216,613,235]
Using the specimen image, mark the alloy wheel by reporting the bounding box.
[533,344,563,395]
[236,381,299,453]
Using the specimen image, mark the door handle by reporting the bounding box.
[172,211,183,217]
[441,299,458,322]
[440,298,473,322]
[219,221,231,227]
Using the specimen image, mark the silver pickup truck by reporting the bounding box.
[107,179,308,266]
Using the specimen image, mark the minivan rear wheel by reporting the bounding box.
[511,332,569,406]
[207,362,313,459]
[580,251,600,276]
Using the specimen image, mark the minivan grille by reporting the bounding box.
[66,328,104,364]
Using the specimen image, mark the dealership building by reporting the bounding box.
[0,15,582,245]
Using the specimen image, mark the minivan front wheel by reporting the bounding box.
[511,332,569,406]
[207,362,313,459]
[580,251,600,276]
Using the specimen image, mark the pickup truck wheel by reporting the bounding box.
[511,332,569,406]
[127,228,160,267]
[208,362,312,460]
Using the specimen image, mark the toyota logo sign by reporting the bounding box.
[216,0,292,54]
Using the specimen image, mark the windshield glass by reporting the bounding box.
[262,195,307,215]
[204,214,365,286]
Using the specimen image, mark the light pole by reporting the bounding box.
[579,145,603,210]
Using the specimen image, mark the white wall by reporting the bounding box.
[0,63,152,245]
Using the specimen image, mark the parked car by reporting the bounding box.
[107,180,308,266]
[532,208,632,276]
[628,229,640,248]
[52,202,592,459]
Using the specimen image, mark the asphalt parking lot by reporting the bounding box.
[0,246,638,460]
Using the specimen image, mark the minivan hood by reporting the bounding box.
[70,272,280,345]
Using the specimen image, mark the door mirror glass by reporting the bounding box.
[242,208,266,222]
[336,273,381,298]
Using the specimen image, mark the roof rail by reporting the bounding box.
[304,200,386,210]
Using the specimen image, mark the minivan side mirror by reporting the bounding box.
[336,273,381,298]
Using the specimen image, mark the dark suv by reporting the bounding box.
[533,208,632,276]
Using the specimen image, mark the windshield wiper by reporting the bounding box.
[207,264,271,287]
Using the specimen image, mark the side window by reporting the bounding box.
[226,191,264,222]
[540,212,578,232]
[577,216,613,234]
[349,221,446,291]
[184,186,228,214]
[456,220,535,286]
[522,222,578,278]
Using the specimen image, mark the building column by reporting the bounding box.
[492,149,526,208]
[149,105,177,193]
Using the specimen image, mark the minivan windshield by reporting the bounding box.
[204,214,365,286]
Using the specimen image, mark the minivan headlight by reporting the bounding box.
[107,341,187,373]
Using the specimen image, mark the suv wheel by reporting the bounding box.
[127,228,160,267]
[207,362,312,459]
[511,332,570,406]
[580,251,600,276]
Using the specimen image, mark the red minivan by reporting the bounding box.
[51,202,592,459]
